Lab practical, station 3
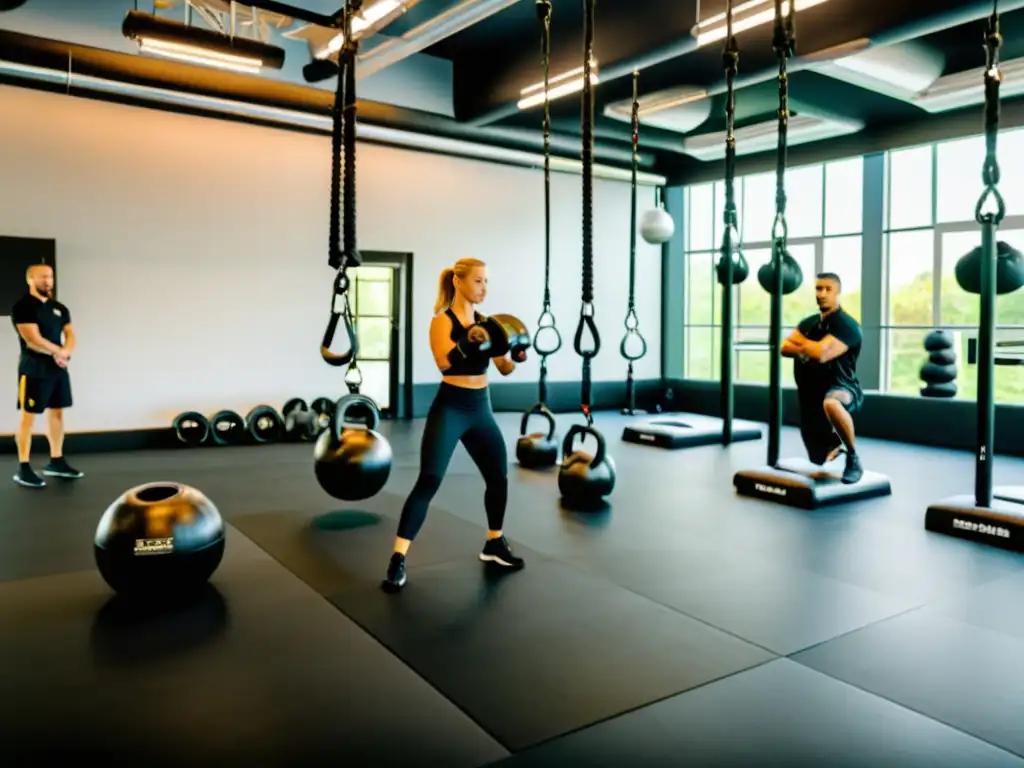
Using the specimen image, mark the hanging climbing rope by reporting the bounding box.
[758,0,803,467]
[717,0,750,443]
[558,0,616,509]
[321,0,363,396]
[620,70,648,416]
[516,0,563,471]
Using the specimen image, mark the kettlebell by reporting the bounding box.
[558,424,616,509]
[314,394,393,501]
[516,403,559,470]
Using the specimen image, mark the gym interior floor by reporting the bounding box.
[4,411,1024,766]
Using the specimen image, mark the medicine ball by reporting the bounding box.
[639,206,675,245]
[314,394,393,501]
[94,483,225,599]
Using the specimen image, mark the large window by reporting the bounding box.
[683,124,1024,406]
[883,129,1024,402]
[684,158,864,385]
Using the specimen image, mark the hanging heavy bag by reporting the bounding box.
[954,240,1024,295]
[516,403,559,469]
[716,248,750,285]
[756,248,804,295]
[314,394,393,501]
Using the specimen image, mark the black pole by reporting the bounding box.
[976,217,996,507]
[768,241,783,467]
[720,261,734,444]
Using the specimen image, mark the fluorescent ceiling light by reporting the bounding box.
[692,0,833,48]
[517,60,599,110]
[682,112,864,161]
[913,56,1024,113]
[122,10,285,73]
[318,0,403,59]
[604,87,712,133]
[0,58,666,187]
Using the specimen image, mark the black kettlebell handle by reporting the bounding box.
[333,393,381,438]
[520,402,557,440]
[562,423,606,467]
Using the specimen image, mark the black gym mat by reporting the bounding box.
[777,518,1024,603]
[228,490,505,596]
[328,556,776,751]
[487,659,1024,768]
[928,567,1024,642]
[0,525,507,767]
[563,547,919,655]
[792,607,1024,758]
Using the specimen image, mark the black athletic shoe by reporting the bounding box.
[842,452,864,485]
[479,536,525,569]
[13,464,45,489]
[43,458,83,479]
[381,553,407,593]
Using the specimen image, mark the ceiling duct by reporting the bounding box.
[912,56,1024,113]
[813,39,945,100]
[0,58,665,186]
[357,0,523,80]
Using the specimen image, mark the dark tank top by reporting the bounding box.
[445,308,489,376]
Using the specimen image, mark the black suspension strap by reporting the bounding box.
[973,1,1006,507]
[321,0,362,373]
[620,70,648,415]
[574,0,600,426]
[533,0,562,405]
[767,0,795,467]
[719,0,740,443]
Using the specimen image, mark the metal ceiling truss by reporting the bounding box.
[153,0,296,44]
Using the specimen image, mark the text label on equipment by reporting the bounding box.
[952,518,1010,538]
[134,537,175,556]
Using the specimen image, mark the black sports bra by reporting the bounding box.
[444,308,490,376]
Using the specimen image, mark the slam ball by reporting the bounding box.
[94,483,225,598]
[314,394,393,501]
[639,207,675,245]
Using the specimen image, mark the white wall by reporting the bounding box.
[0,84,662,433]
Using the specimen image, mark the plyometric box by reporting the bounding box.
[0,237,57,315]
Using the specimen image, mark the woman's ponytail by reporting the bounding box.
[434,267,456,314]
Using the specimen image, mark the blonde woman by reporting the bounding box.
[382,258,526,592]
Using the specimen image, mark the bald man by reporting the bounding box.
[10,264,83,488]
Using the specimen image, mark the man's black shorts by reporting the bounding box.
[798,386,860,465]
[16,371,73,414]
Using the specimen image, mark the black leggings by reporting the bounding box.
[396,383,508,541]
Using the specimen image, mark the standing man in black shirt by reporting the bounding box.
[781,272,864,484]
[10,264,83,488]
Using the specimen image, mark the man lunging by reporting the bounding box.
[781,272,865,484]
